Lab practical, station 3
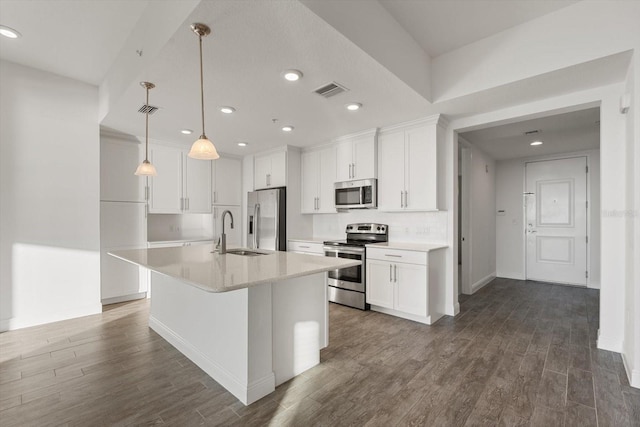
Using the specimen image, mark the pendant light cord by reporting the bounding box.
[199,34,206,138]
[145,86,150,161]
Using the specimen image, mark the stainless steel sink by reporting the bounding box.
[220,249,268,256]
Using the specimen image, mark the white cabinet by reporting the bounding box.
[378,116,446,211]
[366,245,445,324]
[212,157,242,206]
[288,240,325,255]
[335,130,377,181]
[213,205,241,246]
[301,146,336,213]
[255,150,286,189]
[148,145,212,214]
[100,201,148,303]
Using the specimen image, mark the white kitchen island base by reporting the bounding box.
[148,271,327,405]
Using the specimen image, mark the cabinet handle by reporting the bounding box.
[144,185,149,201]
[404,191,408,208]
[352,163,356,178]
[394,265,397,282]
[299,245,310,249]
[389,264,393,282]
[180,197,184,211]
[400,191,404,208]
[213,191,217,203]
[385,254,402,258]
[267,174,271,186]
[145,204,148,218]
[316,197,320,210]
[186,197,189,211]
[348,164,352,179]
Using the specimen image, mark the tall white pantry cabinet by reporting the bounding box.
[100,133,149,304]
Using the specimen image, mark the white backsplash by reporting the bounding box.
[312,210,448,243]
[147,214,214,242]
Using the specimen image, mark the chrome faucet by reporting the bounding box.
[219,210,234,254]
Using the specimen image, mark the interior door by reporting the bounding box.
[525,157,587,285]
[184,155,212,213]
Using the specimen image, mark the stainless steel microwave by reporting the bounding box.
[334,179,377,209]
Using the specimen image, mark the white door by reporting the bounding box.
[318,146,337,212]
[301,151,319,213]
[405,125,432,210]
[525,157,588,285]
[269,151,287,187]
[335,141,353,181]
[366,260,394,308]
[352,135,375,179]
[394,263,427,316]
[213,157,242,205]
[254,155,271,189]
[377,129,405,210]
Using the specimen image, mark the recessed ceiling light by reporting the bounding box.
[346,103,362,111]
[283,70,303,82]
[180,129,193,135]
[282,125,294,132]
[220,106,236,114]
[530,141,543,146]
[0,25,21,39]
[237,142,248,147]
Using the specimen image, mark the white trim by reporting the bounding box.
[332,128,378,143]
[471,273,496,293]
[369,305,442,325]
[0,303,102,332]
[149,316,275,405]
[101,292,147,306]
[596,329,623,353]
[621,352,640,389]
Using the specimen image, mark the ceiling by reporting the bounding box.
[0,0,622,157]
[0,0,149,85]
[379,0,579,57]
[459,107,600,161]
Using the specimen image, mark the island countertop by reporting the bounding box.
[110,244,360,293]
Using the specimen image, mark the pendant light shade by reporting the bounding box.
[135,81,158,176]
[188,23,220,160]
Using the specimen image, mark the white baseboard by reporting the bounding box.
[495,272,525,280]
[621,352,640,389]
[149,316,275,405]
[0,303,102,332]
[596,330,623,353]
[471,273,496,293]
[101,292,147,306]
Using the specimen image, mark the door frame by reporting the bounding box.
[522,153,594,287]
[458,139,473,295]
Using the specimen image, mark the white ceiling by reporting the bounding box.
[0,0,624,157]
[459,107,600,161]
[0,0,149,85]
[379,0,579,58]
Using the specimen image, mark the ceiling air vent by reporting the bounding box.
[314,81,348,98]
[138,104,159,115]
[524,130,540,135]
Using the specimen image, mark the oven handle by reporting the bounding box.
[323,246,365,256]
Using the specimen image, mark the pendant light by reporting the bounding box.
[135,82,158,176]
[188,23,220,160]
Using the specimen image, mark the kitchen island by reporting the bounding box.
[110,244,359,405]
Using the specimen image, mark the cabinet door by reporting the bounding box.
[184,155,212,213]
[395,263,427,316]
[213,205,242,246]
[318,146,337,213]
[352,135,376,179]
[213,157,242,205]
[377,130,405,210]
[148,146,183,213]
[366,260,394,309]
[335,141,353,181]
[301,151,319,213]
[269,151,287,187]
[254,155,271,189]
[405,125,436,210]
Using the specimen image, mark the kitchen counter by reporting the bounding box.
[110,244,359,293]
[108,244,359,406]
[366,242,448,252]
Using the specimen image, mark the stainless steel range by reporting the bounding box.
[323,223,388,310]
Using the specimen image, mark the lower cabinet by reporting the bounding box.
[366,246,445,324]
[287,240,325,256]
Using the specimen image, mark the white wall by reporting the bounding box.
[469,145,496,292]
[495,150,601,287]
[0,60,102,330]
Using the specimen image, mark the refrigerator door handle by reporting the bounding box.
[254,203,260,249]
[274,199,279,250]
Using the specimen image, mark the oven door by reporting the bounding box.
[323,246,364,292]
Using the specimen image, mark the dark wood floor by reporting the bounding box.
[1,278,639,426]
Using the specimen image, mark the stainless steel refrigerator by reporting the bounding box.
[247,187,286,251]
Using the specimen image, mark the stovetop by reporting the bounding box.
[323,239,369,248]
[323,223,389,248]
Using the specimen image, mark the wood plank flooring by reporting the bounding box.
[1,278,638,426]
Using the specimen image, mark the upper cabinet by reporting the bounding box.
[212,157,242,206]
[335,129,377,181]
[100,134,146,203]
[254,150,286,189]
[301,145,337,214]
[148,145,212,214]
[378,115,447,211]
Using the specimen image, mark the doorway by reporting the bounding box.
[525,156,588,286]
